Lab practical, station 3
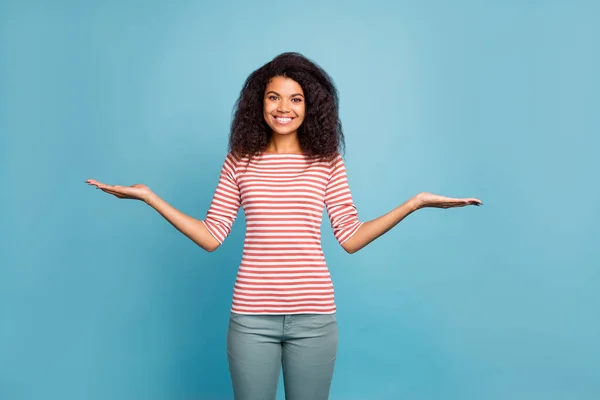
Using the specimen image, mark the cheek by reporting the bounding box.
[263,102,271,115]
[296,104,306,119]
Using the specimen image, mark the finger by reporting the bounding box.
[88,180,131,198]
[100,188,132,199]
[87,180,125,191]
[98,183,126,193]
[87,180,112,190]
[464,198,482,206]
[439,199,467,207]
[443,201,469,208]
[100,188,125,197]
[100,188,127,196]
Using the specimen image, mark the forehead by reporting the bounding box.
[265,76,304,94]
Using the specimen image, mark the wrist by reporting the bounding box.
[144,191,158,205]
[410,194,425,211]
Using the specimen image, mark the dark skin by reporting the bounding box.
[86,75,482,253]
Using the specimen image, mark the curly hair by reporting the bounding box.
[228,52,345,161]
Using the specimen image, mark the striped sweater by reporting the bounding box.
[202,152,362,315]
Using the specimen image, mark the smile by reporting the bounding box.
[274,116,294,125]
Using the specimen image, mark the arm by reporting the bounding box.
[323,155,482,255]
[342,192,482,254]
[144,193,220,252]
[341,197,419,254]
[87,153,241,253]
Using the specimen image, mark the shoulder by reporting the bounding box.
[219,152,242,176]
[225,151,241,163]
[327,152,345,170]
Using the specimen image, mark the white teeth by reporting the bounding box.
[275,117,292,124]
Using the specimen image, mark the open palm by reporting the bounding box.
[86,179,152,202]
[415,192,482,209]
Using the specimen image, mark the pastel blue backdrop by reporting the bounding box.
[1,0,598,399]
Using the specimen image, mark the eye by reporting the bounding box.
[291,98,303,103]
[268,95,279,101]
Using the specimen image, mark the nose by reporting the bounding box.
[277,99,291,113]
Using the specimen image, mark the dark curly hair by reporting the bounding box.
[228,52,345,161]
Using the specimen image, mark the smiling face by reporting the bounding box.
[263,76,305,137]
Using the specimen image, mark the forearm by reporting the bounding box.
[342,197,420,254]
[144,192,220,252]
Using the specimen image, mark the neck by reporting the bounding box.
[265,134,302,154]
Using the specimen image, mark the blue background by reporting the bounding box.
[1,0,598,399]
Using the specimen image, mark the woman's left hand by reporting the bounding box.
[413,192,482,209]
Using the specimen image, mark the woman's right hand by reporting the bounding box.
[86,179,220,252]
[86,179,153,203]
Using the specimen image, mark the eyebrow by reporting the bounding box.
[265,90,304,97]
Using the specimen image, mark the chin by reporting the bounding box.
[269,123,301,136]
[272,128,298,136]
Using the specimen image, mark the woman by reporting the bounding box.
[86,52,482,400]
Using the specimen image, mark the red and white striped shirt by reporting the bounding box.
[202,152,362,315]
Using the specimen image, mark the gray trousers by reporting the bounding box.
[227,312,338,400]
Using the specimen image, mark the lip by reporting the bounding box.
[273,115,295,125]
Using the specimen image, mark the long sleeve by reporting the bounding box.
[325,154,363,245]
[202,153,241,244]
